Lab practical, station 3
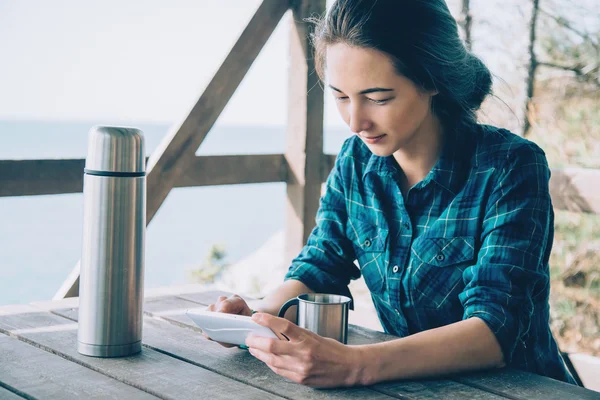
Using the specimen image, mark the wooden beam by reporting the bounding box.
[284,0,326,264]
[4,156,600,216]
[145,0,289,225]
[0,155,287,198]
[176,154,287,187]
[55,0,289,298]
[0,159,85,197]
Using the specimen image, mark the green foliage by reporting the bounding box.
[189,244,230,284]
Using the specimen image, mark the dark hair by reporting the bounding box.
[311,0,492,129]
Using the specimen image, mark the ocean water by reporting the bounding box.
[0,120,350,305]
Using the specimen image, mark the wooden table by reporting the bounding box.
[1,288,598,400]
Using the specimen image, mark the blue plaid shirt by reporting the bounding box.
[285,124,575,384]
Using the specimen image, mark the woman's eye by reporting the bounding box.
[335,96,349,102]
[368,98,392,105]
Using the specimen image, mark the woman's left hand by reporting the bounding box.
[245,313,364,388]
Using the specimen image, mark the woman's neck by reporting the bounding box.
[393,113,444,194]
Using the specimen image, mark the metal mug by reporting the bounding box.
[278,293,351,344]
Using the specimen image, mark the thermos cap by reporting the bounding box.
[85,126,145,173]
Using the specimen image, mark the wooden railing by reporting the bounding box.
[4,156,600,212]
[2,0,599,300]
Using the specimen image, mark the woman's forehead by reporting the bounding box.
[325,44,404,91]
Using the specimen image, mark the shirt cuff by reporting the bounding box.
[463,302,518,364]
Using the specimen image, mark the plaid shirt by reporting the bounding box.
[285,124,575,384]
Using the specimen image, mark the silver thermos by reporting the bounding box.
[78,126,146,357]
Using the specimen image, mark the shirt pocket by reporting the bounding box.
[409,236,475,310]
[347,219,388,294]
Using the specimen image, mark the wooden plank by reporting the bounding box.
[159,292,600,399]
[0,311,286,400]
[145,0,289,224]
[284,0,326,263]
[46,300,397,400]
[175,154,286,187]
[0,334,158,399]
[132,294,504,400]
[0,155,286,198]
[4,156,599,218]
[455,369,600,400]
[0,159,85,197]
[549,168,600,214]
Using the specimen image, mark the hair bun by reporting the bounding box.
[465,54,492,111]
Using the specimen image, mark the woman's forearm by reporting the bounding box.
[355,317,505,385]
[250,279,313,320]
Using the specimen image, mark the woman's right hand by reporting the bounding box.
[204,294,254,348]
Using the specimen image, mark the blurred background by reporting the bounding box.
[0,0,598,359]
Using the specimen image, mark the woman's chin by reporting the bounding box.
[366,145,395,157]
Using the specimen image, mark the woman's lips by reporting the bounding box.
[361,134,386,144]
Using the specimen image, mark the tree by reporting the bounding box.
[189,244,231,284]
[523,0,540,137]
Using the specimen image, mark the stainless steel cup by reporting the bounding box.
[78,126,146,357]
[278,293,351,344]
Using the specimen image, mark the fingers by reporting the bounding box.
[207,294,251,316]
[248,347,317,387]
[251,312,306,342]
[202,294,252,348]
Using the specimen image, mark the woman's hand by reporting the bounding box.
[205,294,254,347]
[245,313,364,388]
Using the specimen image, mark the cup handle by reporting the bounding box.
[277,298,299,318]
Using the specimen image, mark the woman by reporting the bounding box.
[207,0,576,388]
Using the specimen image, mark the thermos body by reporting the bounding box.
[78,126,146,357]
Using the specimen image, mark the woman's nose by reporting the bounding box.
[348,105,372,133]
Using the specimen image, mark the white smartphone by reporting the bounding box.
[186,309,280,346]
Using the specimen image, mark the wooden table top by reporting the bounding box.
[1,288,598,400]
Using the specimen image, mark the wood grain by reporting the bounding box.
[138,293,506,400]
[0,334,158,399]
[284,0,327,263]
[456,369,600,400]
[0,311,286,400]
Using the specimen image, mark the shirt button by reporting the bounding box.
[363,239,372,248]
[392,265,399,273]
[436,254,445,262]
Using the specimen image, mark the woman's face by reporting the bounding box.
[326,43,438,157]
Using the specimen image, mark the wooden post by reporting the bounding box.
[284,0,326,264]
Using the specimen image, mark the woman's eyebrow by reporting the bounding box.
[328,85,394,95]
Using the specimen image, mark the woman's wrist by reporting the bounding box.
[350,345,377,386]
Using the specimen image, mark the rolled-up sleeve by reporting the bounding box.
[284,148,360,298]
[459,144,553,364]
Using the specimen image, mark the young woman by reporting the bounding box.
[207,0,576,388]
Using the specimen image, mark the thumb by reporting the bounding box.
[252,312,307,342]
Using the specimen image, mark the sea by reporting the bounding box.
[0,120,350,305]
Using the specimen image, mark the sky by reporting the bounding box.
[1,0,594,130]
[0,0,346,127]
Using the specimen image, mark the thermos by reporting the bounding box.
[78,126,146,357]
